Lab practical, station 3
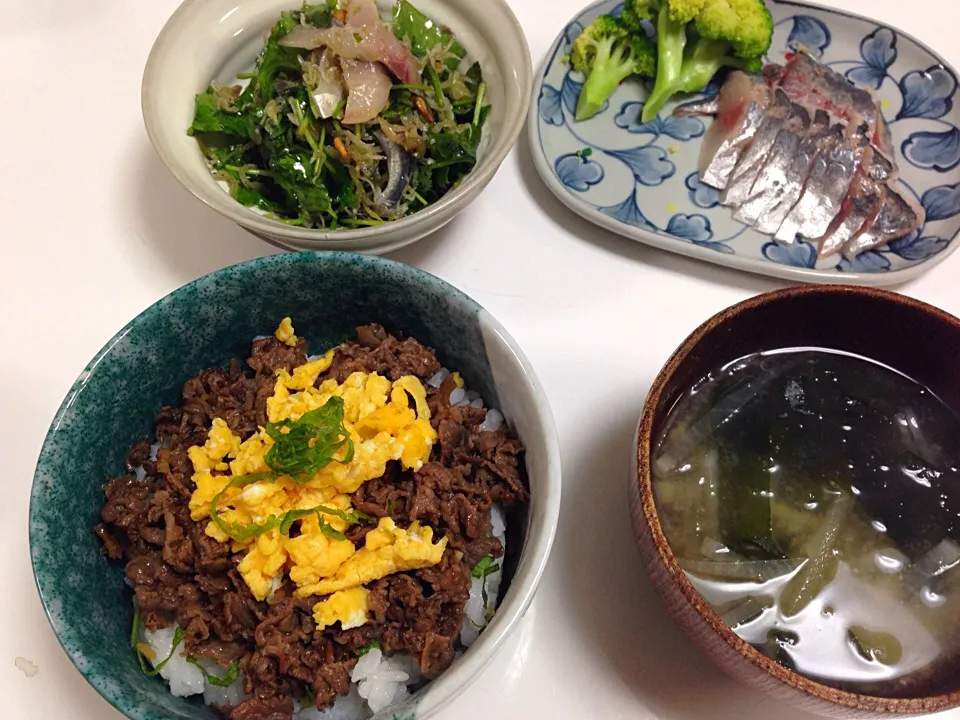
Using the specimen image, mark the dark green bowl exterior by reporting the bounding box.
[30,251,499,720]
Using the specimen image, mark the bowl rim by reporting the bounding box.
[140,0,533,247]
[30,250,562,720]
[634,283,960,714]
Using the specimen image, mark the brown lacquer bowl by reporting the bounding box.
[631,284,960,718]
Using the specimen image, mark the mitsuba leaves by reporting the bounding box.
[257,10,307,101]
[300,2,335,28]
[271,150,334,215]
[392,0,465,67]
[188,92,257,138]
[381,88,413,121]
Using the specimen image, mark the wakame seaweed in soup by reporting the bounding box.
[653,348,960,696]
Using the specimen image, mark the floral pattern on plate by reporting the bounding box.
[529,0,960,285]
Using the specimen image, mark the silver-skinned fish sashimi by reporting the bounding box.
[775,124,863,243]
[733,102,812,228]
[678,73,772,190]
[753,109,831,235]
[721,90,793,207]
[815,147,893,258]
[674,50,924,262]
[776,52,895,162]
[843,186,925,260]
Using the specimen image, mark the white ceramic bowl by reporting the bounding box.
[142,0,532,254]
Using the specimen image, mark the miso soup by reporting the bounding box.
[653,348,960,696]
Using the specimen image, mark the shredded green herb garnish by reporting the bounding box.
[278,504,371,538]
[471,554,499,579]
[130,606,141,649]
[300,684,317,709]
[209,472,281,541]
[206,396,353,542]
[357,639,381,656]
[317,515,345,540]
[130,608,186,677]
[264,396,354,478]
[206,396,369,542]
[187,657,241,687]
[210,484,363,543]
[471,554,500,611]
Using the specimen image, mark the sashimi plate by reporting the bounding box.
[529,0,960,286]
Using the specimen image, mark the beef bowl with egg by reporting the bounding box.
[632,285,960,718]
[29,251,560,720]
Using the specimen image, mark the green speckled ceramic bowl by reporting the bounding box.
[30,251,561,720]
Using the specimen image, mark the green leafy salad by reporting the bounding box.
[186,0,490,229]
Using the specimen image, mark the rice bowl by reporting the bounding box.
[29,251,560,720]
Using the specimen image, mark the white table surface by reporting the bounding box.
[4,0,960,718]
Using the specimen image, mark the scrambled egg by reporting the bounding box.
[313,587,370,630]
[187,418,240,474]
[185,319,446,628]
[299,517,447,596]
[274,316,298,346]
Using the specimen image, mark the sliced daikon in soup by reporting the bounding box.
[653,348,960,696]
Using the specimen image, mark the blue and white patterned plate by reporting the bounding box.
[529,0,960,285]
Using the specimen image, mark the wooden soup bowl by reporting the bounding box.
[631,284,960,718]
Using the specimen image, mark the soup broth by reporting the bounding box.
[653,348,960,696]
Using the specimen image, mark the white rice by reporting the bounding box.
[426,368,449,388]
[135,442,163,480]
[352,648,418,714]
[294,651,425,719]
[478,408,503,434]
[136,368,510,717]
[459,504,507,648]
[297,686,367,719]
[430,366,506,433]
[265,575,284,603]
[139,624,206,698]
[203,673,249,709]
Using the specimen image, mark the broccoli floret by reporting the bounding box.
[618,0,656,29]
[571,13,657,121]
[640,0,773,122]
